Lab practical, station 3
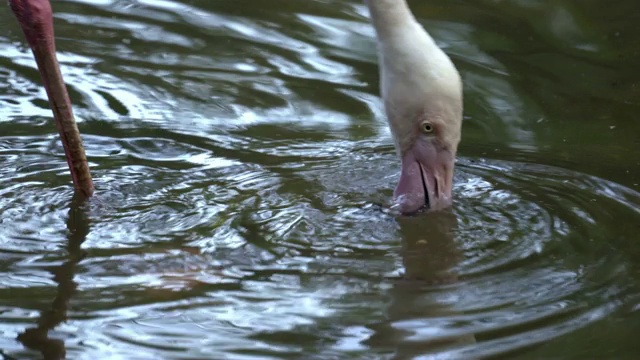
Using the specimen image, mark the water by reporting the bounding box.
[1,0,639,359]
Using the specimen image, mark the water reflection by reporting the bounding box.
[367,211,477,358]
[1,0,640,359]
[17,194,90,360]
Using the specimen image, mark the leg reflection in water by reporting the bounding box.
[17,194,90,360]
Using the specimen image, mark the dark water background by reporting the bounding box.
[1,0,639,359]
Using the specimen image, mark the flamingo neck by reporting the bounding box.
[365,0,417,40]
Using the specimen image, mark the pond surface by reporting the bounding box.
[1,0,640,359]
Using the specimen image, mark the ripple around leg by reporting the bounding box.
[2,0,640,358]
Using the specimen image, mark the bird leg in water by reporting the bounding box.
[9,0,94,197]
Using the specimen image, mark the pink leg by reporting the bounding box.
[10,0,94,197]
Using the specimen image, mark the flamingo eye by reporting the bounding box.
[421,122,434,134]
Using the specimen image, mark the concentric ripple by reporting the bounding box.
[366,159,640,359]
[1,0,640,359]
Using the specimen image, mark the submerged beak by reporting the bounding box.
[393,142,454,214]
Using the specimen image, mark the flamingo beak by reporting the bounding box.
[393,141,454,214]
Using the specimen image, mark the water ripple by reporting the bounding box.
[1,0,639,359]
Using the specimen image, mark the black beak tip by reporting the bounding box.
[418,160,430,210]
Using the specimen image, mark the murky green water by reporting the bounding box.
[1,0,639,359]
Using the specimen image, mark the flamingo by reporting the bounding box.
[9,0,463,214]
[366,0,463,213]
